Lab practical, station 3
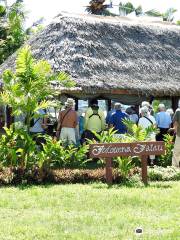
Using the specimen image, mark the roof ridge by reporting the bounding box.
[53,11,180,30]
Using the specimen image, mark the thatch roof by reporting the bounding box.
[0,12,180,98]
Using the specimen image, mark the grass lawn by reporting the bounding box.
[0,182,179,240]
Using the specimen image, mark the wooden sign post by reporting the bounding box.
[89,141,165,184]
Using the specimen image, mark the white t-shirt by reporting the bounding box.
[30,109,45,133]
[138,115,156,140]
[138,116,156,129]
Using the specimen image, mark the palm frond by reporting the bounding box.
[145,9,162,17]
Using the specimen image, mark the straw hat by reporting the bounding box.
[65,98,75,108]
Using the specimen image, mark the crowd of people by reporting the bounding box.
[31,98,180,168]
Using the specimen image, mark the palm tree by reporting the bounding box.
[86,0,114,16]
[162,8,177,22]
[119,2,142,16]
[144,8,177,22]
[118,2,177,22]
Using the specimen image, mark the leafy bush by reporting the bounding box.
[37,136,88,169]
[148,166,180,181]
[0,167,14,185]
[157,134,174,167]
[90,128,119,143]
[0,126,37,169]
[116,156,135,179]
[47,168,106,183]
[123,118,159,142]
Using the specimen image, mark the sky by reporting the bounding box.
[7,0,180,27]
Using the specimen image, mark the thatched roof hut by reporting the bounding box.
[0,12,180,105]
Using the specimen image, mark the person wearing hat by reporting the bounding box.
[83,99,105,142]
[155,103,172,141]
[109,102,129,134]
[56,98,78,144]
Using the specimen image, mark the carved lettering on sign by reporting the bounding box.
[90,142,165,158]
[133,144,146,154]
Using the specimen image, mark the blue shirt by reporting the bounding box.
[106,109,116,124]
[155,111,172,128]
[109,110,129,134]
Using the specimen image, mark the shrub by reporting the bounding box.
[0,126,37,169]
[148,166,180,181]
[0,167,14,185]
[157,134,174,167]
[37,136,88,169]
[116,156,135,179]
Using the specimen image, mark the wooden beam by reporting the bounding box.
[110,89,130,95]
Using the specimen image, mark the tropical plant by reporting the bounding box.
[90,128,119,143]
[37,136,88,169]
[116,156,135,179]
[145,8,177,22]
[119,2,142,16]
[0,46,75,168]
[0,0,26,64]
[123,118,158,142]
[0,126,37,169]
[157,134,174,167]
[0,46,74,134]
[118,2,177,22]
[86,0,115,16]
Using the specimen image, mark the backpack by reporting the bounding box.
[89,106,101,120]
[30,118,40,128]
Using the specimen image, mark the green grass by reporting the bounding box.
[0,182,180,240]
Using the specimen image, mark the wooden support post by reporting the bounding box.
[6,106,13,128]
[105,158,113,185]
[172,97,179,113]
[107,99,111,111]
[75,98,78,111]
[141,155,148,184]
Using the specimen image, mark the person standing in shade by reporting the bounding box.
[83,99,105,141]
[155,104,172,141]
[166,108,174,127]
[56,98,78,144]
[30,109,47,134]
[126,106,139,124]
[138,106,156,165]
[141,101,154,116]
[172,108,180,168]
[109,103,129,134]
[106,101,115,125]
[30,108,48,146]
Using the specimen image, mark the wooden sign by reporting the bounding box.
[89,141,165,185]
[90,142,165,158]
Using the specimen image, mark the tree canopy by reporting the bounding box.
[0,0,26,65]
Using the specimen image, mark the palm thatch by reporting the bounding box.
[0,12,180,98]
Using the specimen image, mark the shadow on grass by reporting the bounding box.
[15,183,57,191]
[91,181,173,190]
[1,182,173,191]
